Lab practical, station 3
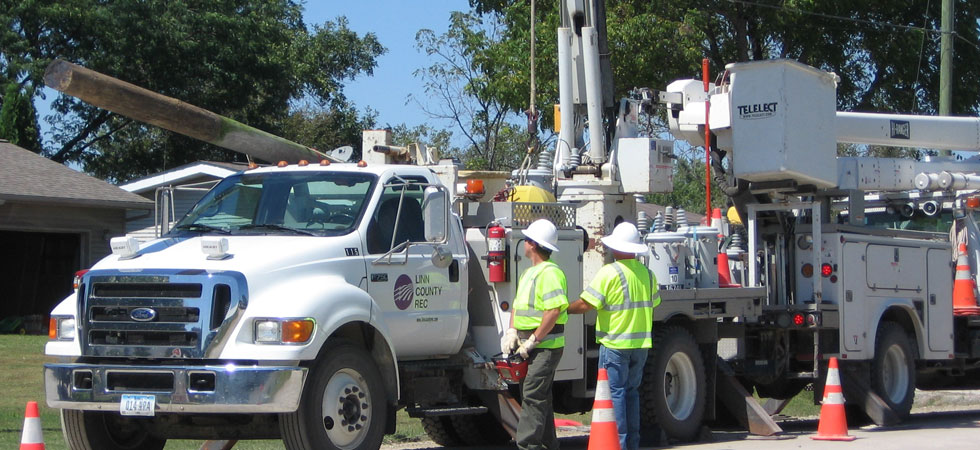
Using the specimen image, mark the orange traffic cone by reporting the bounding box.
[953,243,980,316]
[20,401,45,450]
[588,368,621,450]
[714,209,739,288]
[811,357,855,441]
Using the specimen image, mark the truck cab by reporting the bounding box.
[45,161,468,449]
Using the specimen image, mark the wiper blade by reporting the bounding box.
[172,224,231,234]
[238,224,317,236]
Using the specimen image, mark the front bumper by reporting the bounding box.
[45,363,307,413]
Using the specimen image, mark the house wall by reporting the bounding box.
[0,201,127,267]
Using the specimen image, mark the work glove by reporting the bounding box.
[516,334,538,359]
[500,328,519,356]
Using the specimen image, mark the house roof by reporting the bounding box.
[0,141,153,209]
[121,161,246,194]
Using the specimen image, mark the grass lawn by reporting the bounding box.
[1,334,816,448]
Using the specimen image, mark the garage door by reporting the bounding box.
[0,230,80,320]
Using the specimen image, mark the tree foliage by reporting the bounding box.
[0,82,42,153]
[0,0,384,182]
[413,12,536,170]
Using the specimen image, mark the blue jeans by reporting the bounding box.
[599,346,648,450]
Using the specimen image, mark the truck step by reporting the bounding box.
[407,406,489,418]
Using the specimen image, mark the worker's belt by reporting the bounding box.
[517,324,564,342]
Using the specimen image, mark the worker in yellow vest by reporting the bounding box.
[500,218,568,450]
[568,222,658,450]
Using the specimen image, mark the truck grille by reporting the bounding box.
[79,270,247,359]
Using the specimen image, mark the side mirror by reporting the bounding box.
[422,186,448,242]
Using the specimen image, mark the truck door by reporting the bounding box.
[363,176,466,358]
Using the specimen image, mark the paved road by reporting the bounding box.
[384,408,980,449]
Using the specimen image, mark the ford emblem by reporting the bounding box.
[130,308,157,322]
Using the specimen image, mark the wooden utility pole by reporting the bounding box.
[44,60,332,164]
[939,0,954,156]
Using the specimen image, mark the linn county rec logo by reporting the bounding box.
[394,274,413,310]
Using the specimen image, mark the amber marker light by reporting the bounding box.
[968,196,980,209]
[801,263,813,278]
[320,159,331,166]
[357,160,368,167]
[49,318,58,340]
[298,159,309,167]
[277,160,289,167]
[282,319,314,343]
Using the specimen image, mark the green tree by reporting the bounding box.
[413,12,532,170]
[0,1,384,182]
[279,104,377,162]
[0,82,42,153]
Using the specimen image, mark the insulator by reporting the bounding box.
[637,211,650,233]
[537,147,555,171]
[676,208,688,228]
[730,233,743,251]
[653,212,665,232]
[664,207,675,231]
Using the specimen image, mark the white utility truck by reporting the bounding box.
[43,2,980,449]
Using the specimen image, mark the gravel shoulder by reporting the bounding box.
[382,389,980,449]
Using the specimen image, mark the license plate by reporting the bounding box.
[120,394,155,417]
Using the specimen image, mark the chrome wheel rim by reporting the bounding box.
[320,368,372,449]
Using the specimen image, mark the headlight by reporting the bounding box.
[49,316,76,341]
[254,320,281,343]
[254,319,314,344]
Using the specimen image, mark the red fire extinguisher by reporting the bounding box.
[487,222,507,283]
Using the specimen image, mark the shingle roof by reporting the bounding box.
[0,141,153,209]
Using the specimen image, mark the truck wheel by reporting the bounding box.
[450,412,512,445]
[281,342,387,450]
[421,416,464,446]
[871,322,916,420]
[641,326,706,442]
[61,409,165,450]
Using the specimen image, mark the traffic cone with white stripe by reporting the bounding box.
[811,357,855,441]
[953,243,980,316]
[20,401,45,450]
[588,368,621,450]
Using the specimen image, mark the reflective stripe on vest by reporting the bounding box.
[595,330,651,341]
[515,268,566,318]
[602,262,653,311]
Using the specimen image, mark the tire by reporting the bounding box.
[281,342,388,450]
[420,416,463,447]
[640,326,706,442]
[61,409,165,450]
[449,413,512,445]
[871,322,916,420]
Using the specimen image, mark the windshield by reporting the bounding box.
[172,171,376,236]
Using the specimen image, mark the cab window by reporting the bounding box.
[366,176,429,253]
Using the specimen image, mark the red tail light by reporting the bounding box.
[820,263,833,277]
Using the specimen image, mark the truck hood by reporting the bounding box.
[91,234,363,280]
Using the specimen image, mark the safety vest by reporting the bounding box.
[513,260,569,349]
[580,259,660,349]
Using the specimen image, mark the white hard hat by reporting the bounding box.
[524,219,560,253]
[601,222,648,254]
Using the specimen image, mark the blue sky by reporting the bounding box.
[303,0,471,129]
